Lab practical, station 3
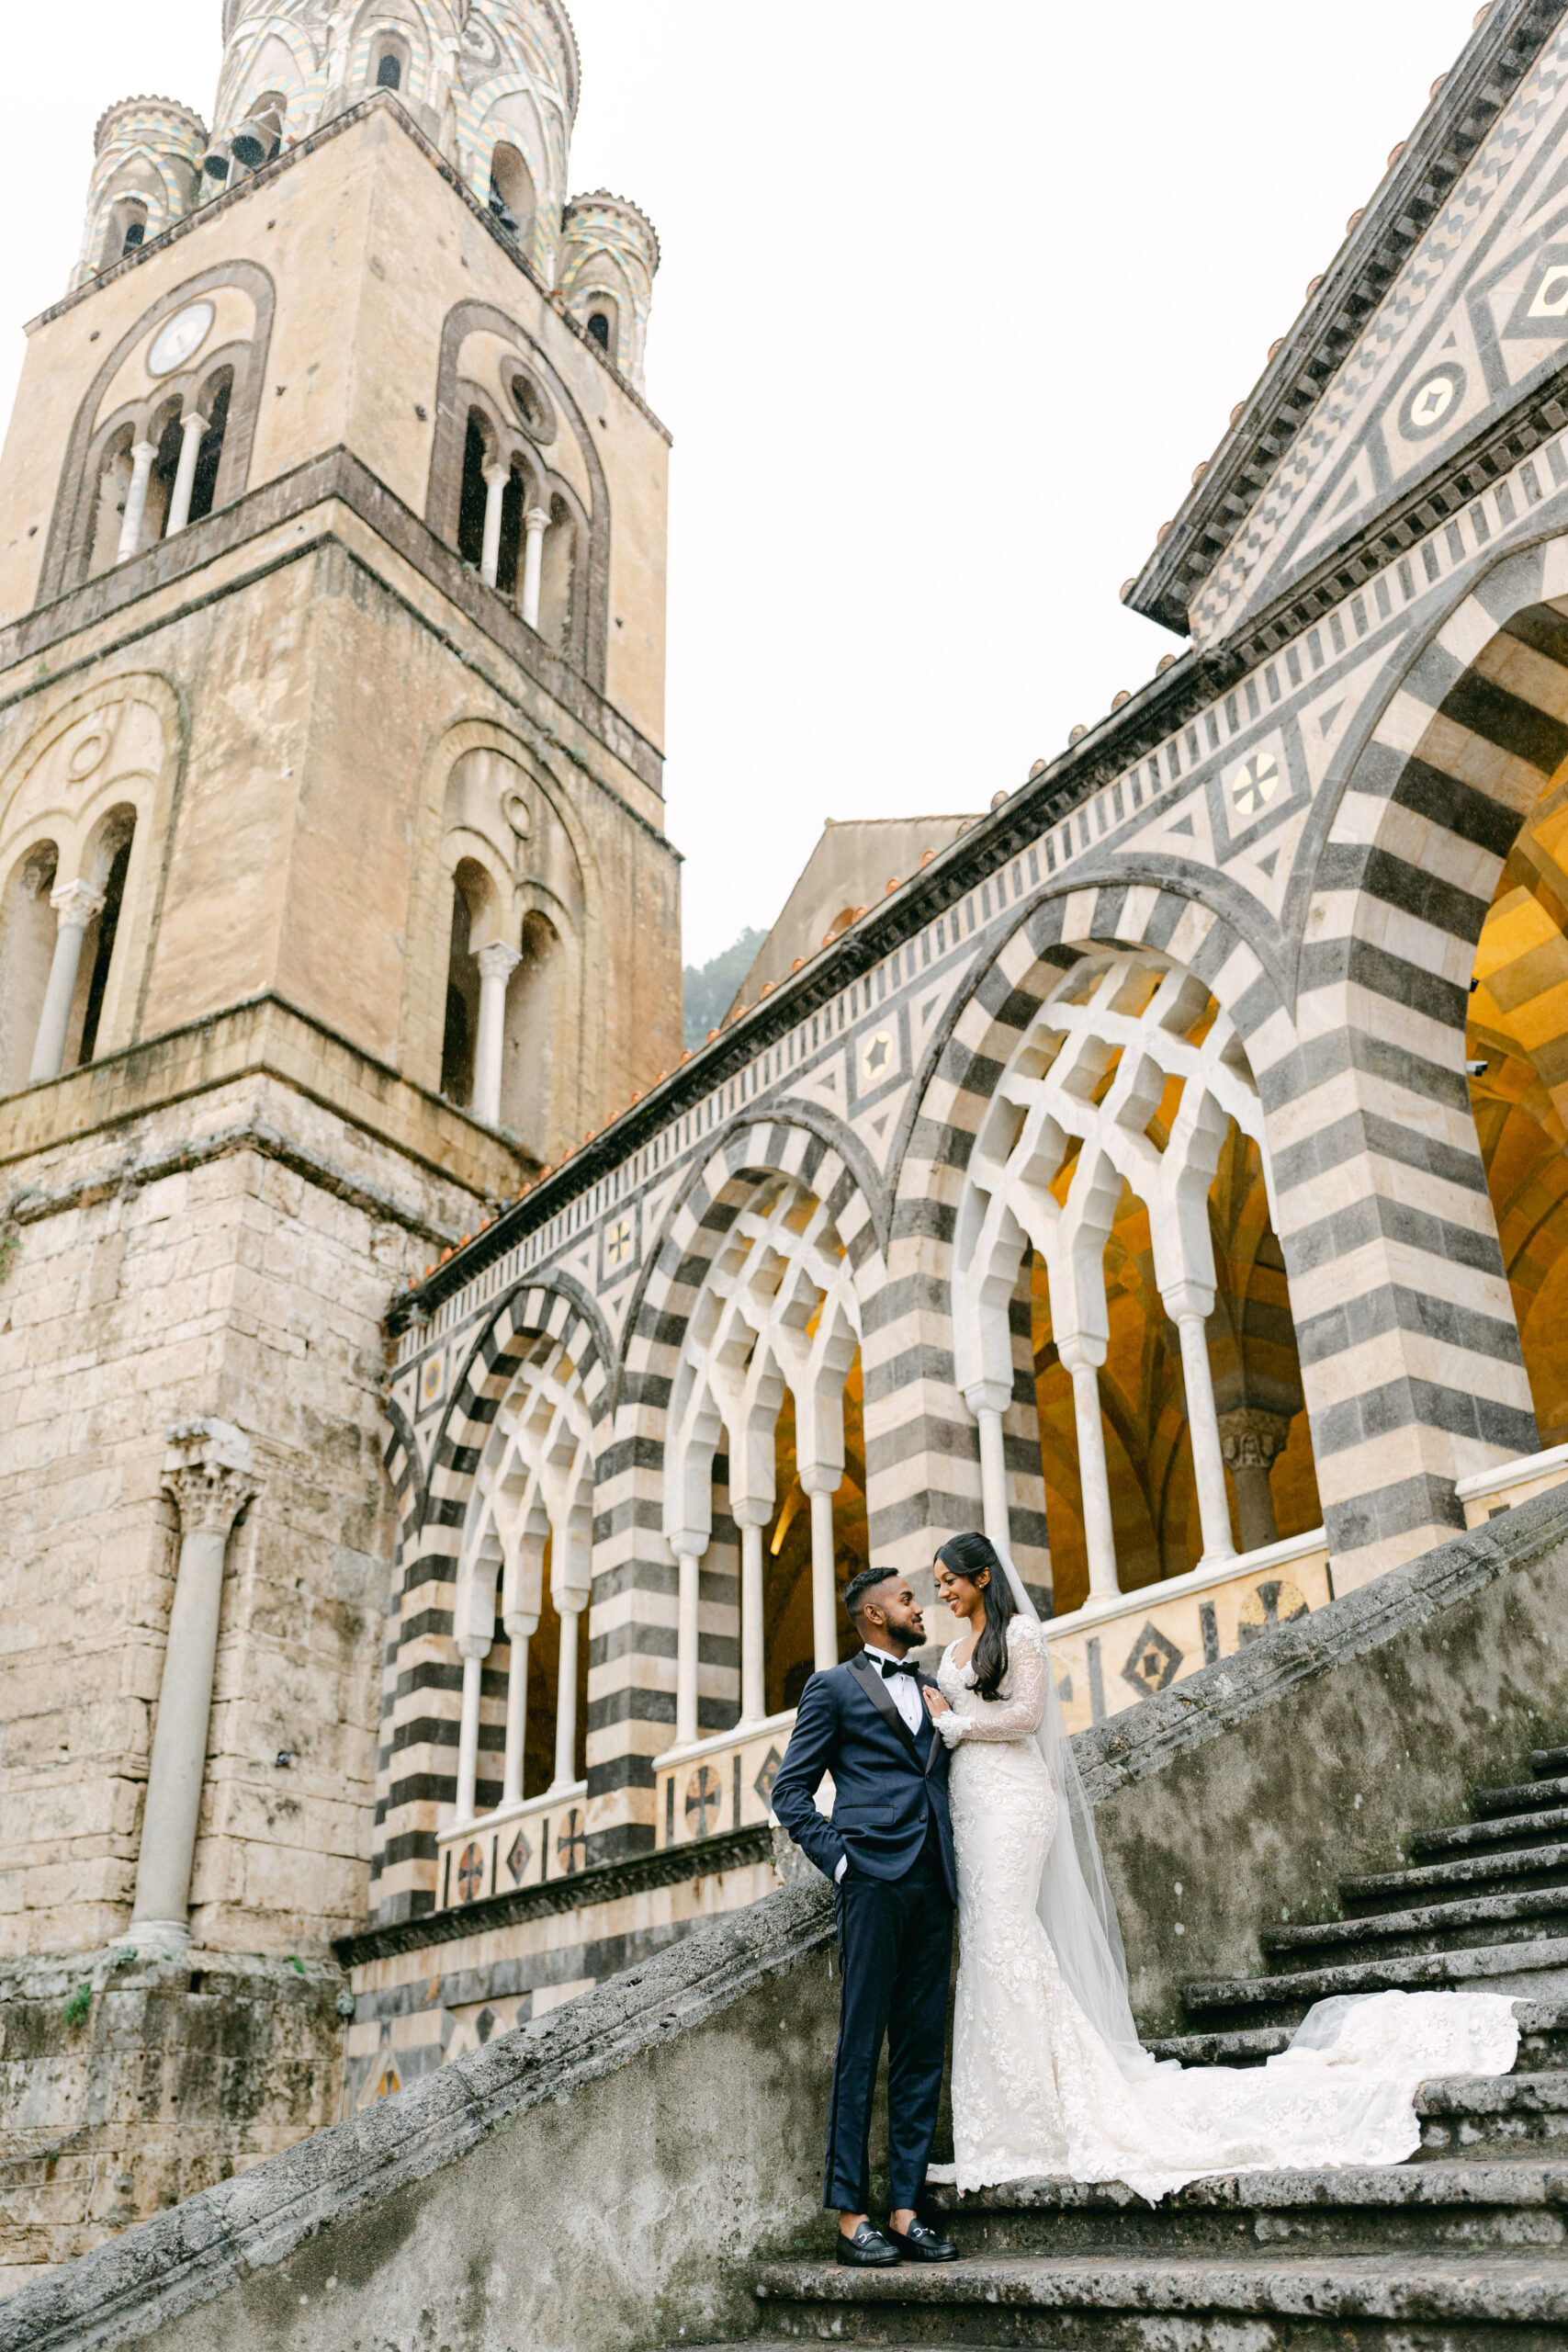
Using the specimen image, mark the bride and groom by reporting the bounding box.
[771,1531,1523,2267]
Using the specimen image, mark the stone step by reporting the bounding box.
[1474,1774,1568,1819]
[1146,2003,1568,2073]
[1414,1804,1568,1860]
[1340,1843,1568,1908]
[751,2247,1568,2346]
[1531,1749,1568,1780]
[1180,1935,1568,2023]
[1259,1886,1568,1962]
[1417,2075,1568,2151]
[918,2158,1568,2257]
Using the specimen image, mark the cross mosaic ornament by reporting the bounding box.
[684,1763,722,1836]
[555,1807,587,1874]
[456,1841,485,1904]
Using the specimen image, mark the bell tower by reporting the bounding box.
[0,0,680,2282]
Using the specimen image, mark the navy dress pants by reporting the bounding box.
[824,1824,953,2212]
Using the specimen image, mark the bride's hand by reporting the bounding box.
[923,1687,951,1718]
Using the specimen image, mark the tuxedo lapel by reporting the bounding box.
[848,1652,928,1770]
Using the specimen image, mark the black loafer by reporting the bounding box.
[836,2221,898,2267]
[888,2219,958,2263]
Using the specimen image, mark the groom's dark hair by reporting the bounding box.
[842,1565,897,1627]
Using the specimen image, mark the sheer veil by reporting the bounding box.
[987,1540,1156,2079]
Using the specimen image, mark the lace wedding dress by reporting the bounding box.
[927,1616,1520,2203]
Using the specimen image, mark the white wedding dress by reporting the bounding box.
[927,1616,1520,2203]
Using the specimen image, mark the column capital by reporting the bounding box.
[1217,1407,1293,1473]
[179,404,209,431]
[456,1633,492,1662]
[130,438,158,463]
[796,1463,841,1498]
[502,1610,540,1641]
[730,1497,773,1532]
[50,877,106,931]
[964,1380,1012,1420]
[667,1530,709,1563]
[1055,1333,1107,1375]
[523,505,551,533]
[481,459,510,490]
[163,1417,257,1535]
[1161,1279,1217,1325]
[473,938,523,981]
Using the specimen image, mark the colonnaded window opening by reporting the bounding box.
[376,51,402,89]
[457,413,491,571]
[0,842,61,1095]
[954,948,1320,1620]
[76,818,136,1067]
[489,144,535,246]
[1467,754,1568,1449]
[439,870,479,1104]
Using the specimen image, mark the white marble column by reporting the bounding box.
[672,1540,705,1745]
[129,1420,257,1951]
[1057,1336,1120,1602]
[479,463,508,587]
[471,939,521,1125]
[800,1473,839,1673]
[500,1609,537,1808]
[165,408,208,535]
[454,1634,491,1824]
[28,879,105,1084]
[520,505,549,630]
[116,438,158,563]
[734,1501,769,1726]
[964,1379,1013,1556]
[548,1591,587,1792]
[1164,1280,1236,1566]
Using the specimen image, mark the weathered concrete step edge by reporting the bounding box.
[1341,1843,1568,1903]
[1475,1774,1568,1816]
[1532,1749,1568,1778]
[1417,2075,1568,2116]
[0,1878,837,2352]
[1181,1935,1568,2013]
[924,2159,1568,2213]
[751,2252,1568,2323]
[1414,1804,1568,1858]
[1261,1885,1568,1953]
[1147,2000,1568,2069]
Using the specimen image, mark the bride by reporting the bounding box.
[920,1530,1520,2202]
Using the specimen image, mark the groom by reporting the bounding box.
[771,1565,960,2267]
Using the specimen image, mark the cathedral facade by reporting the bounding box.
[7,0,1568,2294]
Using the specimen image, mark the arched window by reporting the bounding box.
[440,874,478,1103]
[76,813,136,1068]
[457,411,492,570]
[88,429,135,578]
[586,307,614,356]
[488,145,536,249]
[538,496,576,651]
[372,36,410,93]
[499,909,559,1154]
[186,370,232,525]
[141,405,186,548]
[0,843,60,1097]
[106,200,148,265]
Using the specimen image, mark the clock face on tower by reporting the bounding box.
[148,301,215,378]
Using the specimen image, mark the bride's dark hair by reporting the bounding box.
[935,1530,1018,1700]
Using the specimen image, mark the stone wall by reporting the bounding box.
[0,1950,348,2297]
[7,1487,1566,2348]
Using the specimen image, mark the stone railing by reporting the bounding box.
[1456,1441,1568,1530]
[434,1780,589,1910]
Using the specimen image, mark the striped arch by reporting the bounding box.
[1286,539,1568,1585]
[890,877,1291,1607]
[590,1118,886,1865]
[370,1278,610,1924]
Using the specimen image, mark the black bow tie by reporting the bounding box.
[876,1657,921,1679]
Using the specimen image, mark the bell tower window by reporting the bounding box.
[587,313,610,352]
[377,51,401,89]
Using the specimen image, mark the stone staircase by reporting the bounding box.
[728,1742,1568,2347]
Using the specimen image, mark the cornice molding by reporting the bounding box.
[1127,0,1567,635]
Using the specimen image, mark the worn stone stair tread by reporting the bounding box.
[1474,1774,1568,1816]
[1260,1884,1568,1954]
[1143,2026,1295,2064]
[1416,2072,1568,2115]
[1180,1934,1568,2011]
[752,2250,1568,2322]
[1414,1804,1568,1858]
[1341,1842,1568,1904]
[1532,1748,1568,1780]
[924,2157,1568,2211]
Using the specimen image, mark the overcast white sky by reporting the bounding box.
[0,1,1483,964]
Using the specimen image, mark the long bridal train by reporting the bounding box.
[926,1606,1520,2205]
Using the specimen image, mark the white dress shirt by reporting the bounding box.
[835,1647,927,1882]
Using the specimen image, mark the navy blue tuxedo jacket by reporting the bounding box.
[771,1653,956,1905]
